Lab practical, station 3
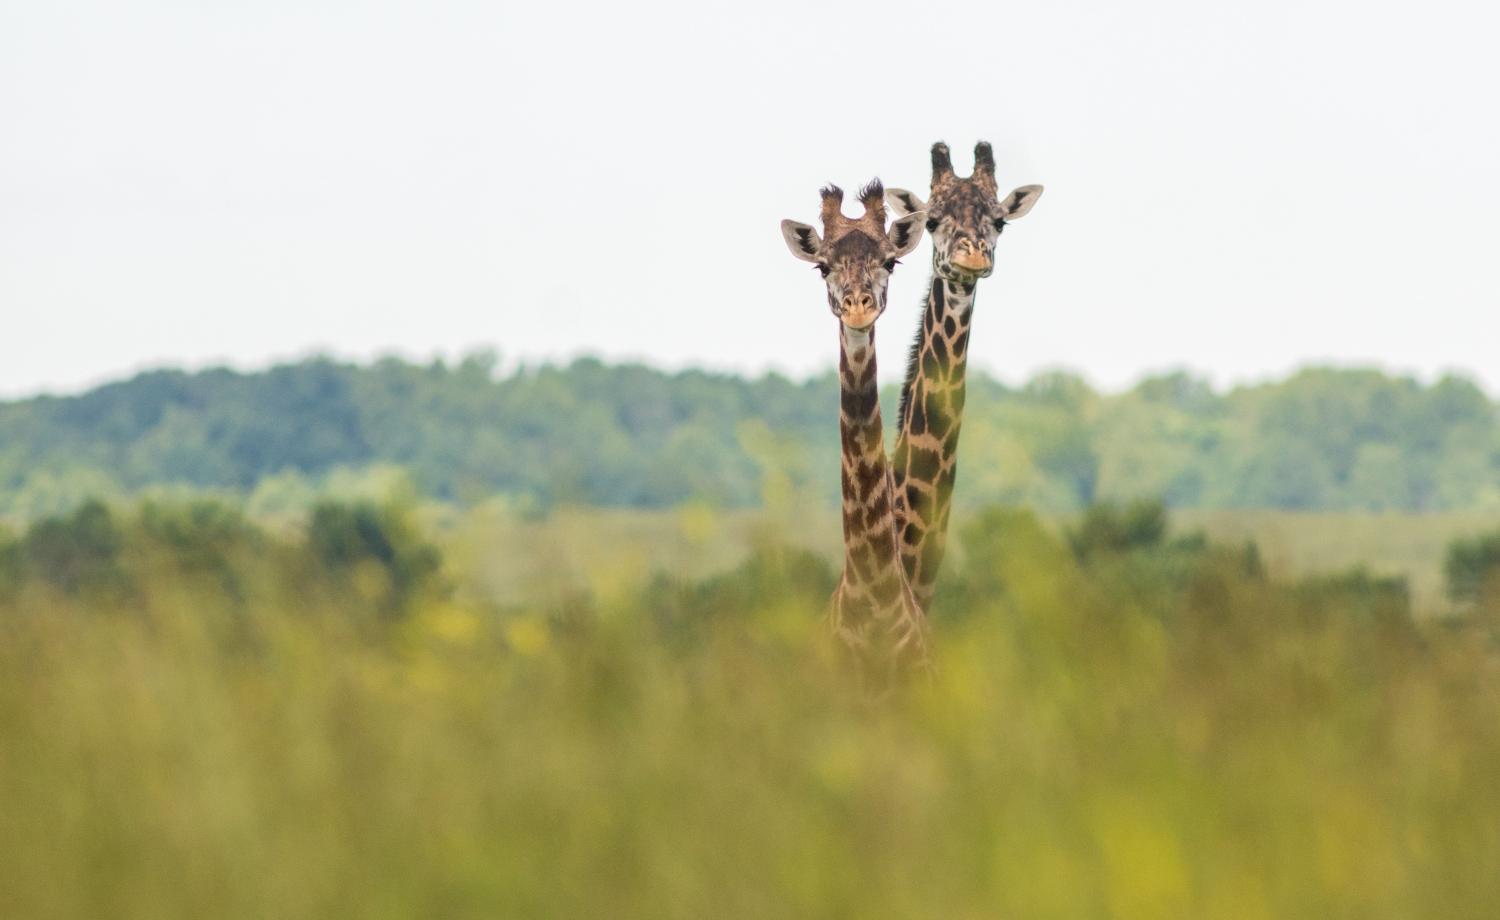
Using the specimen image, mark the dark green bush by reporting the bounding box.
[1068,498,1170,561]
[305,500,442,617]
[1446,530,1500,606]
[19,500,132,601]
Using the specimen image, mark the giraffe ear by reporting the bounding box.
[885,188,926,218]
[997,185,1043,221]
[780,220,823,263]
[887,213,926,259]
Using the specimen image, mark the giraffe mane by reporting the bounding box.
[897,311,925,431]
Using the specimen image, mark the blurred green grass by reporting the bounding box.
[2,501,1499,918]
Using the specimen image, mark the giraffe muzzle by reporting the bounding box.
[949,251,992,274]
[837,292,880,329]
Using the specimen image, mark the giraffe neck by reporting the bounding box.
[832,324,926,670]
[891,275,977,611]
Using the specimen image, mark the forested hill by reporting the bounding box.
[2,354,1497,518]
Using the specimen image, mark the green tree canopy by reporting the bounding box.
[1,357,1496,518]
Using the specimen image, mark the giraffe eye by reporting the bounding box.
[817,264,831,278]
[883,259,898,272]
[925,218,939,232]
[993,218,1006,232]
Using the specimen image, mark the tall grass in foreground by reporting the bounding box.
[1,502,1499,918]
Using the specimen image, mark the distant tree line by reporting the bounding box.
[1,354,1497,518]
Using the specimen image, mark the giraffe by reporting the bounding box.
[884,142,1043,611]
[781,179,930,684]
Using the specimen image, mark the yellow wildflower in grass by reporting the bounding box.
[503,617,550,656]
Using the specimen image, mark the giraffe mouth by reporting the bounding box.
[943,263,990,284]
[837,307,881,330]
[949,255,993,277]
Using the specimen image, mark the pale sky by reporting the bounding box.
[2,0,1497,398]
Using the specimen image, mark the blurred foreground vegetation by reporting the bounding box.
[3,497,1500,917]
[3,355,1498,519]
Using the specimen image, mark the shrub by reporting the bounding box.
[1445,529,1500,612]
[19,500,132,601]
[305,500,442,617]
[1068,498,1169,561]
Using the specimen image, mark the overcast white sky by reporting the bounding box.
[2,0,1497,398]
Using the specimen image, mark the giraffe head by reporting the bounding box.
[886,141,1043,285]
[781,180,926,330]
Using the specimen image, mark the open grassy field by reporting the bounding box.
[442,504,1496,616]
[1174,510,1500,615]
